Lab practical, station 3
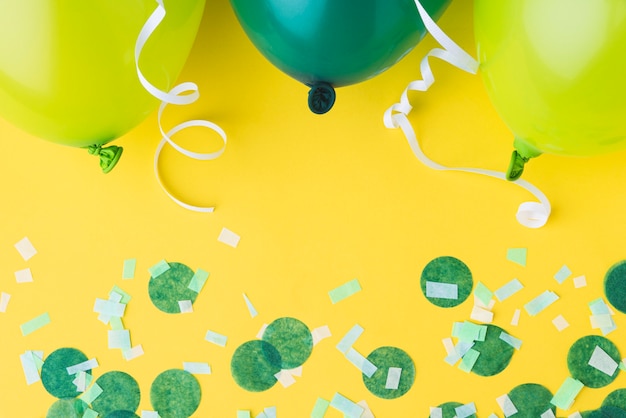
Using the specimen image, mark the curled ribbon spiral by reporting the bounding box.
[384,0,551,228]
[136,0,227,212]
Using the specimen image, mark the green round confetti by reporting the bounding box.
[507,383,555,418]
[92,371,140,417]
[150,369,201,418]
[471,324,515,376]
[41,348,91,399]
[262,317,313,369]
[148,262,197,314]
[231,340,281,392]
[586,406,626,418]
[604,389,626,410]
[420,256,473,308]
[429,402,476,418]
[46,399,88,418]
[362,346,415,399]
[104,411,140,418]
[605,261,626,314]
[568,335,621,388]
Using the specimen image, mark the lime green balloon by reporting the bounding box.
[0,0,204,169]
[229,0,451,113]
[475,0,626,179]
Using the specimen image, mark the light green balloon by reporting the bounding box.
[0,0,204,171]
[475,0,626,179]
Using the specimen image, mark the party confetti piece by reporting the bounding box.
[330,393,364,417]
[385,367,402,390]
[79,382,103,404]
[218,227,240,248]
[20,312,50,336]
[474,282,494,307]
[550,377,584,410]
[426,281,458,299]
[14,237,37,261]
[329,279,362,304]
[178,300,193,314]
[14,268,33,283]
[554,265,572,284]
[264,407,277,418]
[123,345,144,361]
[511,309,521,326]
[243,293,258,318]
[311,398,330,418]
[141,411,161,418]
[312,325,332,345]
[274,370,297,388]
[455,403,477,418]
[524,290,559,316]
[110,285,132,304]
[183,362,212,375]
[345,347,377,378]
[188,269,209,293]
[336,324,364,354]
[507,248,527,266]
[237,411,251,418]
[568,413,583,418]
[72,371,88,392]
[573,275,587,288]
[357,400,375,418]
[499,332,522,350]
[148,259,170,278]
[122,258,136,279]
[458,349,480,373]
[430,407,443,418]
[588,345,619,376]
[0,292,10,313]
[471,305,494,323]
[205,330,228,347]
[66,358,99,375]
[108,330,131,350]
[93,298,126,317]
[496,394,518,417]
[552,315,570,331]
[541,409,557,418]
[82,409,99,418]
[19,351,41,385]
[495,279,524,302]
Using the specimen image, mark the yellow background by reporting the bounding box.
[2,0,626,416]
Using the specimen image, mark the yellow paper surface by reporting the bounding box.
[1,1,626,416]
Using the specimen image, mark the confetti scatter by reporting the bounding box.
[148,262,199,314]
[567,335,621,388]
[14,236,37,261]
[218,227,240,248]
[588,298,617,335]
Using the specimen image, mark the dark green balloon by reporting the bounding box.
[228,0,451,112]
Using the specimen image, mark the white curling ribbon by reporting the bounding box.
[136,0,226,212]
[384,0,551,228]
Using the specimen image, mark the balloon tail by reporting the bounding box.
[308,82,336,114]
[506,150,530,181]
[87,144,123,174]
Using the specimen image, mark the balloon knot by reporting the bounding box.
[506,150,531,181]
[308,82,336,114]
[87,144,123,173]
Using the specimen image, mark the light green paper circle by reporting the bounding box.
[508,383,555,418]
[92,371,140,417]
[568,335,621,388]
[363,346,415,399]
[262,317,313,369]
[41,348,91,399]
[46,399,89,418]
[231,340,281,392]
[150,369,201,418]
[148,262,197,314]
[471,324,515,376]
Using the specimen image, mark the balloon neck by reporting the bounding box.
[308,82,336,114]
[87,144,123,173]
[506,139,541,181]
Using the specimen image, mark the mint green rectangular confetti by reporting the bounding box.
[524,291,559,316]
[311,398,330,418]
[495,279,524,302]
[237,411,251,418]
[457,322,486,342]
[345,348,377,378]
[499,332,522,350]
[20,312,51,336]
[554,265,572,284]
[474,282,494,306]
[149,259,170,278]
[507,248,527,266]
[122,258,136,279]
[589,298,611,315]
[109,316,124,331]
[94,299,126,317]
[188,269,209,293]
[458,349,480,373]
[80,383,103,404]
[330,393,364,417]
[264,406,276,418]
[108,330,131,350]
[205,330,227,347]
[551,377,583,410]
[336,324,364,353]
[82,409,99,418]
[329,279,361,304]
[111,285,131,304]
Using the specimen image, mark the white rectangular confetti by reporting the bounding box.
[496,394,518,417]
[15,237,37,261]
[470,305,494,323]
[499,332,522,350]
[345,348,377,378]
[385,367,402,390]
[356,400,375,418]
[123,345,144,361]
[108,330,131,350]
[94,299,126,317]
[588,345,619,376]
[568,413,583,418]
[218,227,240,248]
[256,324,268,339]
[205,330,228,347]
[573,275,587,288]
[66,358,99,375]
[0,292,10,313]
[336,324,364,353]
[430,407,443,418]
[554,265,572,284]
[15,268,33,283]
[455,403,477,418]
[312,325,332,345]
[178,300,193,314]
[19,351,41,385]
[495,279,524,302]
[426,281,458,299]
[541,409,557,418]
[511,309,521,326]
[552,315,570,331]
[274,370,297,388]
[524,290,559,316]
[183,362,212,375]
[141,411,161,418]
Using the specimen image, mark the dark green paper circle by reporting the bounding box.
[430,402,476,418]
[150,369,201,418]
[104,412,140,418]
[507,383,555,417]
[231,340,281,392]
[604,389,626,410]
[262,317,313,369]
[46,399,88,418]
[605,261,626,314]
[568,335,621,388]
[92,371,140,417]
[586,406,626,418]
[420,256,473,308]
[362,346,415,399]
[41,348,91,399]
[148,262,197,314]
[471,324,515,376]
